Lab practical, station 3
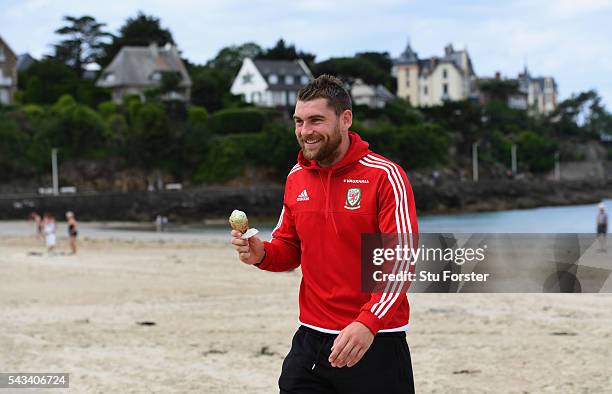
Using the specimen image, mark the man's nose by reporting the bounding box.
[300,127,315,137]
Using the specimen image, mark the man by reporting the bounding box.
[230,75,418,393]
[596,202,608,251]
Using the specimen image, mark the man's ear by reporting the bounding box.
[341,110,353,130]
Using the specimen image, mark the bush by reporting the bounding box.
[393,123,448,168]
[0,113,31,179]
[98,100,118,119]
[362,122,447,168]
[184,107,212,166]
[207,108,267,134]
[193,135,246,183]
[38,95,110,158]
[188,106,209,124]
[516,130,558,172]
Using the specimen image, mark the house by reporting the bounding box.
[230,57,313,107]
[478,71,528,110]
[0,35,18,105]
[478,68,558,115]
[96,43,192,104]
[351,79,395,108]
[393,42,478,107]
[518,66,557,115]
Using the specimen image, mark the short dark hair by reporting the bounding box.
[297,74,352,115]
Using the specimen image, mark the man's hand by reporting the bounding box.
[230,230,265,265]
[328,321,374,368]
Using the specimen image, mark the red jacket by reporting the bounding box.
[258,132,419,335]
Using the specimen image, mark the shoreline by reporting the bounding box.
[1,179,611,221]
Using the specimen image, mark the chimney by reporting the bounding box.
[149,42,159,58]
[444,44,454,56]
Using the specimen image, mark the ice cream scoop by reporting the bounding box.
[229,209,259,239]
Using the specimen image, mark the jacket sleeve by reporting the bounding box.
[257,202,301,272]
[355,163,419,334]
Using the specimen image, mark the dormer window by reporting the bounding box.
[285,75,294,84]
[104,72,116,82]
[150,72,161,82]
[301,75,309,84]
[269,74,278,84]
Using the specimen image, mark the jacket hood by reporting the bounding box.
[297,131,370,173]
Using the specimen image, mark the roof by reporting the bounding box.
[394,43,419,65]
[253,59,313,90]
[0,35,17,61]
[351,79,395,101]
[96,44,192,88]
[394,42,475,78]
[16,53,35,71]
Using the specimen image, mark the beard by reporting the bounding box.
[298,121,343,164]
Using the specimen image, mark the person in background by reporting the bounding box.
[30,212,43,239]
[66,211,78,255]
[596,202,608,251]
[155,215,163,232]
[43,213,56,254]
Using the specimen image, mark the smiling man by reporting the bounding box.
[230,75,418,393]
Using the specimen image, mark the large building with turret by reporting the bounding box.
[393,41,478,107]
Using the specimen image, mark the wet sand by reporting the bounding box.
[1,235,611,393]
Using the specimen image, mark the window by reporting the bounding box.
[406,80,410,87]
[405,69,410,78]
[443,83,448,94]
[443,69,448,79]
[105,72,116,82]
[301,75,309,84]
[288,91,297,105]
[269,74,278,84]
[285,75,294,84]
[424,86,428,95]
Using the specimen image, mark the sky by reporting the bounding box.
[1,0,611,108]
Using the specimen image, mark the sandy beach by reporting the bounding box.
[1,234,611,393]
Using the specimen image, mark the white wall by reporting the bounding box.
[230,58,270,106]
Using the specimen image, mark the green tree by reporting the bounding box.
[516,130,557,172]
[19,59,109,106]
[258,39,316,68]
[0,112,32,179]
[99,12,175,67]
[207,42,263,73]
[53,15,112,75]
[313,57,387,86]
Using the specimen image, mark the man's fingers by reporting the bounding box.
[346,347,367,367]
[331,331,344,351]
[239,252,251,261]
[230,237,248,246]
[329,332,348,364]
[230,230,243,238]
[234,245,250,253]
[334,339,356,367]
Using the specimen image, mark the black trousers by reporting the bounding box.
[279,326,414,394]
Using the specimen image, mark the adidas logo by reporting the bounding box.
[296,189,310,202]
